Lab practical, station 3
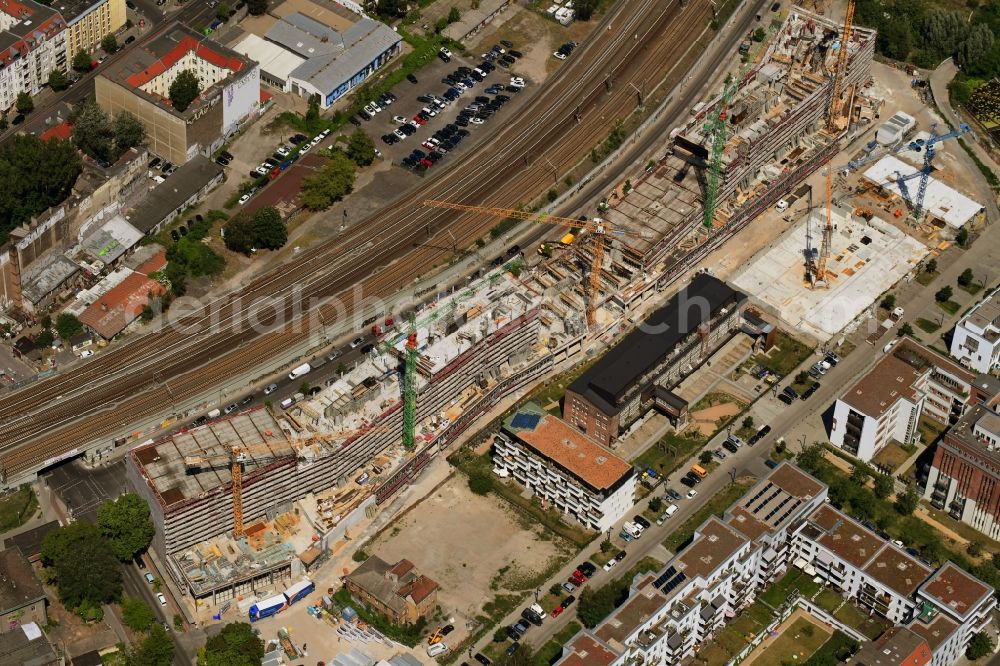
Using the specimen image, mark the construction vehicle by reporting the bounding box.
[184,427,388,537]
[421,200,647,329]
[702,24,777,229]
[428,627,444,645]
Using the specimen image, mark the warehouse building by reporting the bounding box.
[96,23,260,164]
[563,274,747,445]
[493,403,635,532]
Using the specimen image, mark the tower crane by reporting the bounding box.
[702,24,777,229]
[402,314,418,450]
[422,200,647,330]
[185,426,388,537]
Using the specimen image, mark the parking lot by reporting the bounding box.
[367,473,574,645]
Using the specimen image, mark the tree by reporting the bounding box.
[753,27,767,41]
[698,450,713,465]
[742,416,754,430]
[35,329,54,347]
[72,99,115,163]
[97,492,155,561]
[797,444,826,474]
[15,92,34,115]
[468,471,492,495]
[492,628,507,643]
[895,484,920,515]
[926,258,938,273]
[497,642,535,666]
[113,111,146,154]
[648,497,662,513]
[48,68,69,92]
[577,584,618,628]
[898,322,914,337]
[56,313,83,340]
[41,520,122,610]
[216,2,231,22]
[346,128,376,166]
[197,622,264,666]
[968,540,985,557]
[935,285,954,302]
[880,293,896,310]
[575,0,599,21]
[599,539,613,553]
[251,207,286,250]
[957,24,995,73]
[121,597,156,632]
[851,462,872,484]
[794,370,810,385]
[0,134,82,245]
[169,69,201,113]
[73,49,92,73]
[129,623,174,666]
[549,583,563,596]
[958,267,975,287]
[305,94,321,126]
[223,214,255,255]
[966,631,994,660]
[447,7,460,22]
[301,151,357,210]
[874,473,894,499]
[101,33,119,55]
[247,0,267,16]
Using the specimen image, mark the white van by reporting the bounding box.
[665,504,679,518]
[427,642,448,657]
[288,363,312,380]
[280,397,295,410]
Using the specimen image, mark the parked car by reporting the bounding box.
[561,581,576,593]
[633,515,651,529]
[263,384,278,395]
[687,489,699,499]
[561,595,576,609]
[156,593,167,606]
[666,488,682,501]
[473,654,490,666]
[144,572,155,584]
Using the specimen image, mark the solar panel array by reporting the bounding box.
[511,413,541,430]
[653,566,686,592]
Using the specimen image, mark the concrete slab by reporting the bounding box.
[732,208,927,342]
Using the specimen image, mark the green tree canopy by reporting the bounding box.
[73,98,115,163]
[121,597,156,632]
[101,33,119,55]
[0,134,82,245]
[48,68,69,91]
[16,92,34,115]
[169,69,201,113]
[935,285,954,302]
[41,520,122,609]
[35,329,54,347]
[958,267,975,286]
[56,313,83,340]
[301,150,357,210]
[198,622,264,666]
[216,2,231,22]
[575,0,599,21]
[895,484,920,515]
[167,237,225,278]
[97,492,155,561]
[577,583,619,628]
[223,207,287,255]
[967,631,994,660]
[346,128,376,166]
[73,49,92,73]
[873,473,894,499]
[129,623,174,666]
[114,111,146,154]
[247,0,267,15]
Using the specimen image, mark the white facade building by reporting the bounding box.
[554,463,995,666]
[493,404,635,532]
[0,1,67,113]
[829,352,927,461]
[950,290,1000,374]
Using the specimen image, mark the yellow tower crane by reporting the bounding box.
[184,427,388,537]
[422,200,646,330]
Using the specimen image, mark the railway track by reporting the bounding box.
[0,0,712,480]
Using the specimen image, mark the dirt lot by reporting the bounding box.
[368,473,572,640]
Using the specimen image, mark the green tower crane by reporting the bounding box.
[402,315,418,450]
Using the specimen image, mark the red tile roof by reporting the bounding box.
[126,35,244,89]
[398,575,438,604]
[41,122,72,142]
[79,250,167,340]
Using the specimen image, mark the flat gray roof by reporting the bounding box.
[126,156,223,233]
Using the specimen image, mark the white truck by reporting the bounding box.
[288,363,312,380]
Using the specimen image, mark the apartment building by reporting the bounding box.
[924,404,1000,540]
[493,403,636,532]
[563,274,747,445]
[554,463,995,666]
[60,0,126,60]
[829,350,927,461]
[950,289,1000,374]
[0,0,67,113]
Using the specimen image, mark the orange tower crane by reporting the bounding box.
[184,427,388,537]
[422,200,646,329]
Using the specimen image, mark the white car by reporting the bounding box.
[238,193,250,205]
[553,51,567,60]
[393,115,408,124]
[79,349,94,358]
[602,558,618,572]
[439,47,453,59]
[510,76,525,86]
[156,593,167,606]
[263,383,278,395]
[363,103,377,115]
[393,129,407,139]
[276,145,290,157]
[300,143,311,154]
[427,642,448,657]
[254,165,268,176]
[320,128,331,138]
[470,117,485,125]
[686,489,698,499]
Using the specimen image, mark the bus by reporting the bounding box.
[284,579,315,606]
[248,594,287,622]
[690,464,708,478]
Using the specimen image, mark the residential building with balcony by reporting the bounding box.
[829,350,927,461]
[553,463,995,666]
[59,0,126,61]
[846,626,930,666]
[493,403,635,532]
[563,274,747,445]
[923,404,1000,540]
[950,289,1000,373]
[0,0,67,113]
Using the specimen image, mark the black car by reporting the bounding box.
[358,109,373,121]
[288,134,306,144]
[633,515,651,529]
[501,39,514,48]
[801,383,820,400]
[757,425,772,438]
[680,475,696,488]
[417,95,434,103]
[441,623,454,635]
[561,595,576,609]
[778,393,794,405]
[475,95,490,104]
[361,343,375,354]
[506,625,522,641]
[509,49,523,58]
[782,386,799,400]
[505,643,520,657]
[240,395,253,406]
[578,562,597,577]
[406,73,418,84]
[521,608,542,626]
[125,35,136,45]
[615,550,627,562]
[474,654,491,666]
[149,157,162,169]
[170,229,180,242]
[216,156,230,166]
[506,84,521,93]
[723,440,739,453]
[218,151,233,160]
[263,158,279,168]
[349,116,361,126]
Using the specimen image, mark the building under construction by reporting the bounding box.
[595,9,876,290]
[125,270,572,601]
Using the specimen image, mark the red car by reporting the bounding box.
[551,606,564,617]
[570,571,587,586]
[412,115,426,125]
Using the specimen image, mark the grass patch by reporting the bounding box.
[959,138,1000,192]
[529,354,601,413]
[960,282,983,296]
[535,621,581,665]
[758,568,821,608]
[833,600,890,640]
[915,317,941,334]
[814,588,843,613]
[633,430,707,479]
[936,300,961,315]
[752,617,829,664]
[809,631,861,665]
[752,330,813,377]
[663,480,754,552]
[448,448,595,547]
[918,417,946,445]
[0,486,38,532]
[871,440,912,472]
[915,270,938,287]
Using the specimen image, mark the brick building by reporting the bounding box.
[344,557,438,625]
[563,274,747,445]
[0,547,46,632]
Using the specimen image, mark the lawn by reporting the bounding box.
[751,617,830,665]
[752,330,813,377]
[937,299,961,315]
[918,417,946,446]
[915,317,941,334]
[529,354,600,412]
[814,588,843,614]
[960,282,983,296]
[663,480,754,552]
[915,270,938,287]
[633,431,707,479]
[758,568,821,608]
[535,621,581,665]
[710,613,767,664]
[0,486,38,532]
[871,440,912,472]
[833,600,890,640]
